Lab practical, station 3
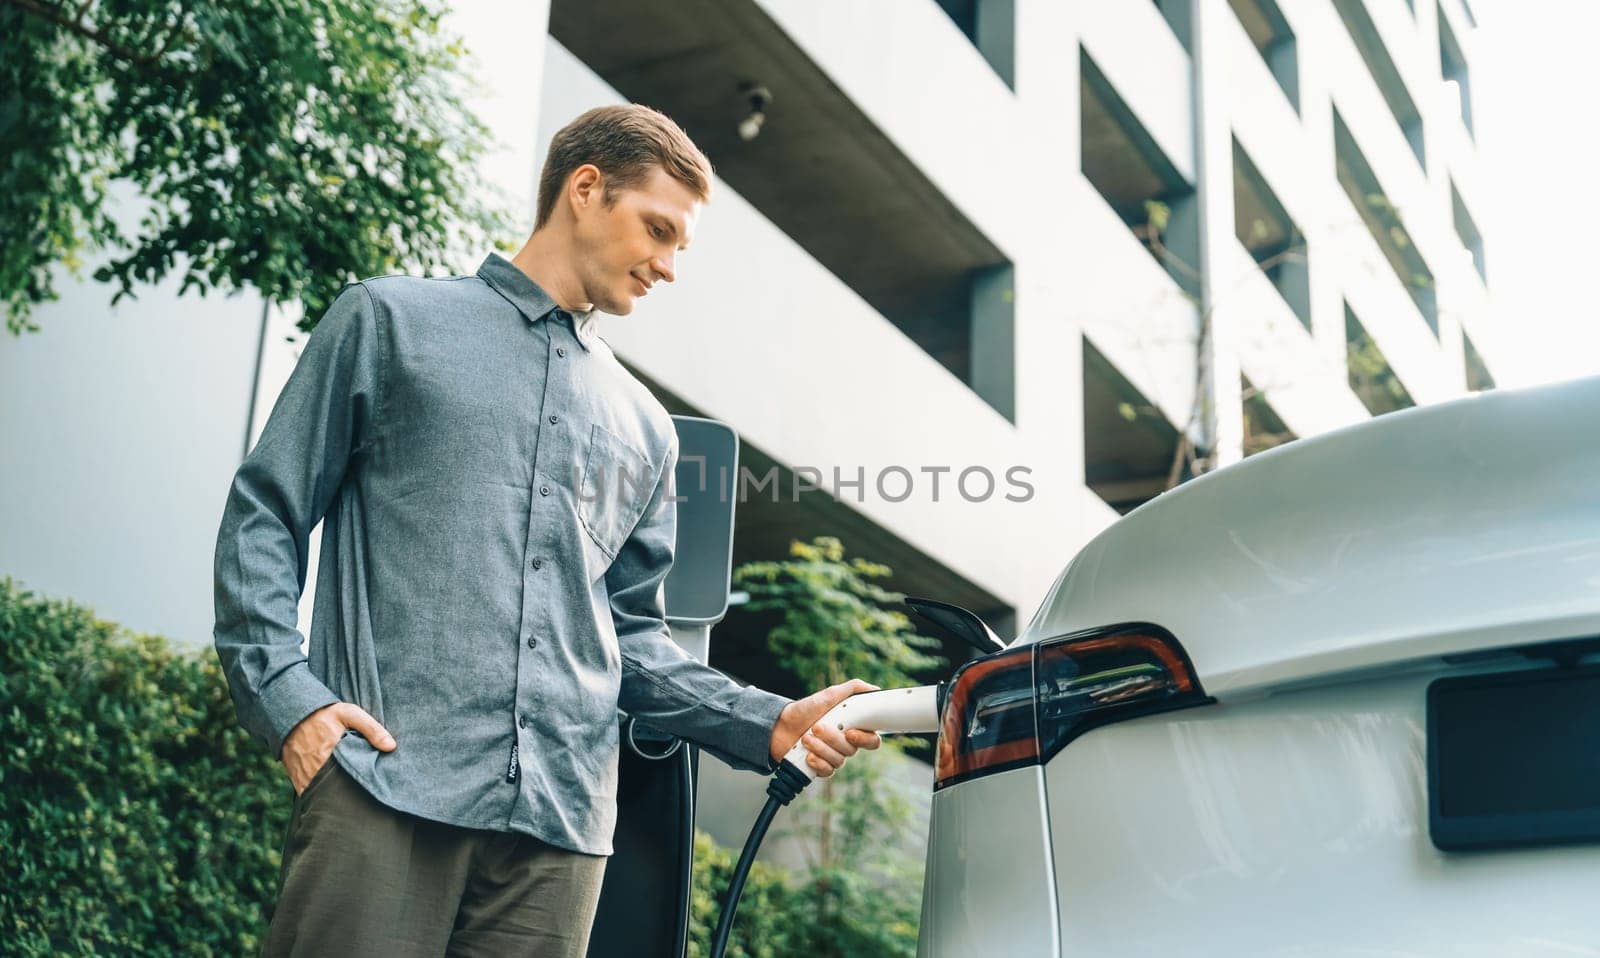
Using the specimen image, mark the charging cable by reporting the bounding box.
[708,685,942,958]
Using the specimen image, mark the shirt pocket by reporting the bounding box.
[577,422,654,563]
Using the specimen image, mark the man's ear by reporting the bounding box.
[568,164,603,216]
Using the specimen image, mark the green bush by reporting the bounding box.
[688,821,922,958]
[687,830,806,958]
[0,578,288,955]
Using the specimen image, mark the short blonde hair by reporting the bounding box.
[535,105,713,229]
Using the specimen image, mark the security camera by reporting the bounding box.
[738,84,772,142]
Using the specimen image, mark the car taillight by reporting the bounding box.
[935,647,1037,790]
[1033,625,1206,764]
[934,623,1209,790]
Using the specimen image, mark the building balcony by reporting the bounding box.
[748,0,1025,253]
[1328,193,1457,405]
[1076,0,1196,186]
[1067,177,1202,432]
[1220,242,1367,437]
[1224,6,1318,236]
[548,0,1019,423]
[537,38,1071,613]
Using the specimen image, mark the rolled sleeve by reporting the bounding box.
[212,283,382,757]
[608,433,793,773]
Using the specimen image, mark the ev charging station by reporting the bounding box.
[585,416,947,958]
[586,415,741,958]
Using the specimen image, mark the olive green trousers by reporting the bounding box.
[261,758,607,957]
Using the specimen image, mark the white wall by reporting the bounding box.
[0,188,262,646]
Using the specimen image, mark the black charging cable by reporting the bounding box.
[707,760,812,958]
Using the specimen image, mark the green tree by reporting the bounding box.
[1,0,508,335]
[734,536,945,695]
[728,536,945,957]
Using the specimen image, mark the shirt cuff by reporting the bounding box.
[257,662,341,758]
[699,686,792,774]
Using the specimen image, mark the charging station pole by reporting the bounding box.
[587,417,741,958]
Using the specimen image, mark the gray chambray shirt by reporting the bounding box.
[213,251,791,855]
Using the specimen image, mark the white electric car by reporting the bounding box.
[917,375,1600,956]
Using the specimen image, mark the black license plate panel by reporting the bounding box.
[1428,664,1600,851]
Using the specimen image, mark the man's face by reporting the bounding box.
[572,165,700,316]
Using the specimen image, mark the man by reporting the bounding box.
[213,104,882,957]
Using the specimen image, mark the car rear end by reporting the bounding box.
[918,376,1600,956]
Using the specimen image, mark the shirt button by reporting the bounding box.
[519,714,530,728]
[556,347,566,358]
[548,414,559,425]
[530,556,543,570]
[540,485,551,496]
[526,635,538,649]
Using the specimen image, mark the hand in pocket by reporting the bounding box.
[282,702,397,795]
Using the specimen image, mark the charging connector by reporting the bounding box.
[707,685,942,958]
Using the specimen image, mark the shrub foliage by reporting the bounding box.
[0,578,289,955]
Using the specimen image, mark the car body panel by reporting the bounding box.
[1018,377,1600,696]
[1045,668,1600,956]
[918,766,1060,957]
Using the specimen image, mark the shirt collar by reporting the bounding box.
[476,251,597,351]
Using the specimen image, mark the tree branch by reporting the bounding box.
[1165,433,1190,491]
[5,0,163,65]
[1141,229,1312,490]
[1133,223,1203,284]
[1252,242,1307,275]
